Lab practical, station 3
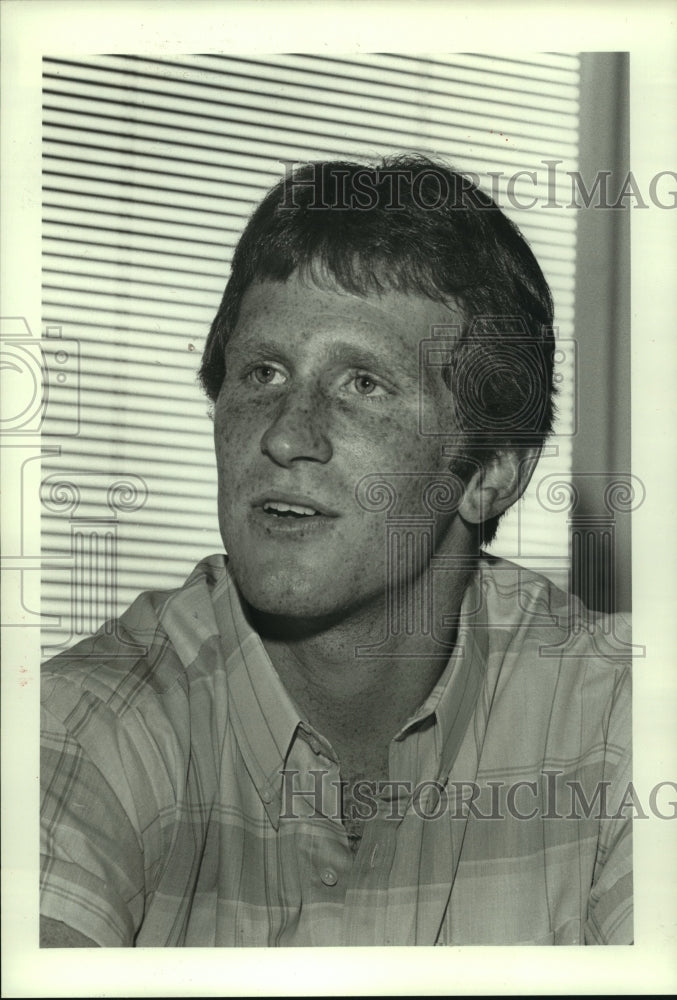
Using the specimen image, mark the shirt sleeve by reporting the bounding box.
[41,693,146,945]
[40,670,179,947]
[584,664,633,945]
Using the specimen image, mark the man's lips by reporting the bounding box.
[251,492,339,519]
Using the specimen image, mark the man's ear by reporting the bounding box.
[457,447,541,524]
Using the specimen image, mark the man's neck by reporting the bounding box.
[246,559,476,759]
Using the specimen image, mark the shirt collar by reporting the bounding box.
[211,570,302,829]
[391,563,489,781]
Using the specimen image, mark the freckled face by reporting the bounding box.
[213,275,468,620]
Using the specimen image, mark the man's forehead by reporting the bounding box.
[235,275,463,337]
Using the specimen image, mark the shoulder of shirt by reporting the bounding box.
[41,553,231,710]
[477,551,633,673]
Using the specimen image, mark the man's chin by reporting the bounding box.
[229,566,376,634]
[239,583,345,624]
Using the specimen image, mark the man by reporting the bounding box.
[40,156,632,946]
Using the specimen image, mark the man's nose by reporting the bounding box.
[260,387,333,467]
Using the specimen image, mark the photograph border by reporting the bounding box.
[2,1,676,995]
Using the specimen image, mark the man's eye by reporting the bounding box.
[353,373,385,397]
[250,365,285,385]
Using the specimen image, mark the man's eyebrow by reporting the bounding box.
[225,338,287,360]
[324,339,418,379]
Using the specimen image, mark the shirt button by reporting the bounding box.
[320,868,338,887]
[261,789,272,803]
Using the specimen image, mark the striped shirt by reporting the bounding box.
[40,553,632,946]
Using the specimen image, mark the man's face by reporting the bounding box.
[214,273,470,622]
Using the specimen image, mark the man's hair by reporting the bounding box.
[200,154,556,544]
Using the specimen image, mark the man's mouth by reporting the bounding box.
[253,493,339,525]
[263,501,321,519]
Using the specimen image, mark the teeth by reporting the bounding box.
[263,501,318,517]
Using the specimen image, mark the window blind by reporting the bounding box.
[41,52,580,653]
